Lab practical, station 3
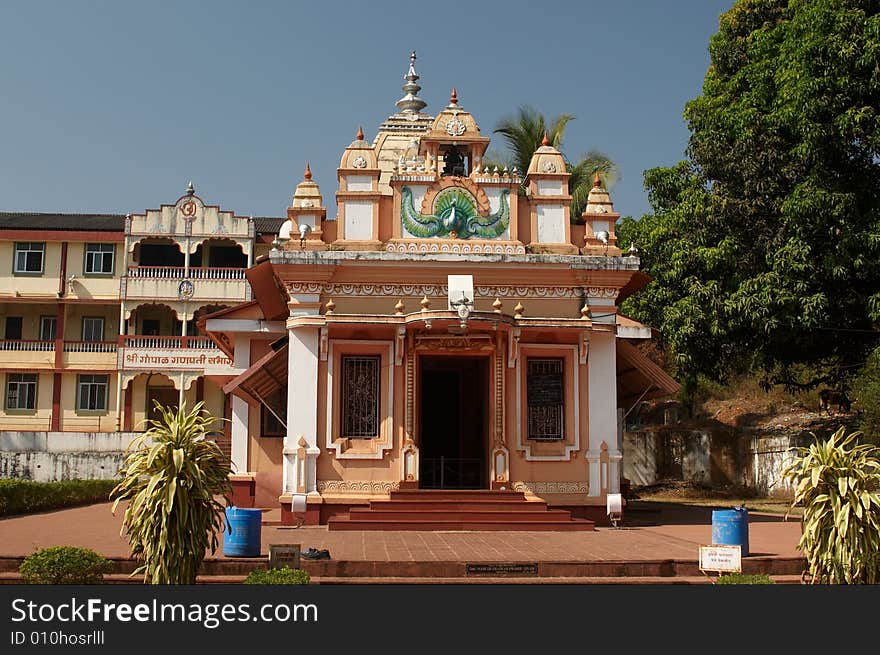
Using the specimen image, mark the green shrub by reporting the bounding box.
[111,402,231,584]
[244,567,310,585]
[0,479,117,517]
[715,573,775,585]
[782,427,880,584]
[20,546,112,584]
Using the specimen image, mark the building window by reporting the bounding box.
[4,317,23,341]
[40,316,57,341]
[82,317,105,342]
[341,355,380,438]
[14,242,45,274]
[6,374,37,411]
[77,374,108,412]
[261,392,287,438]
[85,243,115,275]
[526,358,564,440]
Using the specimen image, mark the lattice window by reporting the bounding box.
[341,355,380,438]
[526,357,564,440]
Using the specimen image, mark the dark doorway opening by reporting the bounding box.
[146,386,178,424]
[419,356,488,489]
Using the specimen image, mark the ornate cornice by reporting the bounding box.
[512,481,589,494]
[284,282,616,299]
[317,480,399,495]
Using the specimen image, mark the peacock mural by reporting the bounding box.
[401,186,510,239]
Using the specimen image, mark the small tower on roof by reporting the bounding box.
[420,88,490,178]
[336,126,382,249]
[282,163,327,248]
[524,133,577,254]
[580,173,621,255]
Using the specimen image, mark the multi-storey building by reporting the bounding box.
[0,195,281,438]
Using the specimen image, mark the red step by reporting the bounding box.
[328,517,594,531]
[327,489,595,532]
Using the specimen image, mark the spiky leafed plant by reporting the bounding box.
[782,427,880,584]
[492,105,617,218]
[111,402,231,584]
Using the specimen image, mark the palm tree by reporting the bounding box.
[492,105,617,219]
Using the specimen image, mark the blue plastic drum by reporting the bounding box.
[711,506,749,557]
[223,507,262,557]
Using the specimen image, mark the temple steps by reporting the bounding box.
[327,489,595,531]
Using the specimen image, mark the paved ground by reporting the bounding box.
[0,501,803,563]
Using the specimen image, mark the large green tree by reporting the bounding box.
[620,0,880,393]
[492,105,617,218]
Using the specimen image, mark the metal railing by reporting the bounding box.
[420,457,484,489]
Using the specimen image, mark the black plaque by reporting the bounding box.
[269,544,301,569]
[465,562,539,576]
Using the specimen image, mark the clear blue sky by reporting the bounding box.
[0,0,732,220]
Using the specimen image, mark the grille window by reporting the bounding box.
[526,358,564,440]
[341,355,380,438]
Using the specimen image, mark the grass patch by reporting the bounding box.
[244,567,311,585]
[0,479,117,517]
[716,573,775,585]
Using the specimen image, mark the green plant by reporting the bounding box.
[782,426,880,584]
[244,567,310,585]
[111,401,231,584]
[19,546,111,584]
[715,573,775,585]
[0,479,117,516]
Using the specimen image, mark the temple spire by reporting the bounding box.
[395,51,427,114]
[304,163,312,181]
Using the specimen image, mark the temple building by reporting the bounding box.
[204,53,679,526]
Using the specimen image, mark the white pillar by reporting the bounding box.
[284,325,320,498]
[230,338,251,474]
[587,330,619,495]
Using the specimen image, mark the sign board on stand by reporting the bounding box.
[699,544,742,573]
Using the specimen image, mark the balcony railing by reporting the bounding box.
[128,266,246,280]
[63,341,117,353]
[0,340,54,351]
[121,335,216,349]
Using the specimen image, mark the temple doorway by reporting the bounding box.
[419,356,488,489]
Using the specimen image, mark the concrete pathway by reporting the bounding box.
[0,501,803,563]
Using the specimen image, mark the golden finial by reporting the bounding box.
[395,299,405,315]
[514,301,524,319]
[420,296,430,311]
[325,299,335,315]
[492,298,503,313]
[580,305,590,320]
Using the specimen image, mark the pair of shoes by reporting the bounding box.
[301,547,331,560]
